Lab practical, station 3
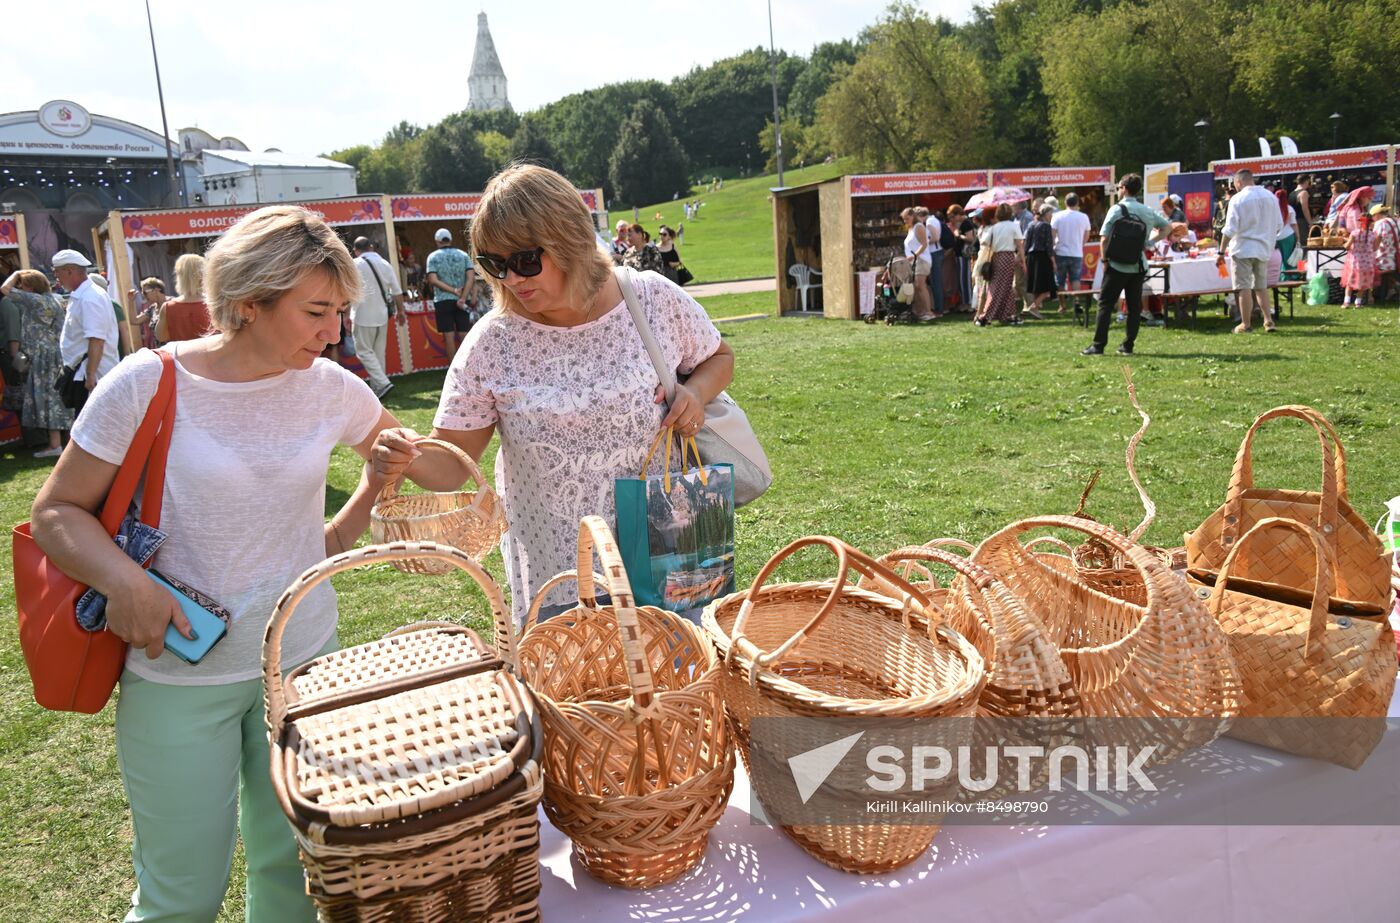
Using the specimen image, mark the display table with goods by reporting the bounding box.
[1305,246,1347,279]
[533,695,1400,922]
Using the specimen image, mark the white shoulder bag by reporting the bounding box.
[616,268,772,506]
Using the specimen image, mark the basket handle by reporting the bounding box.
[730,537,931,675]
[575,516,657,710]
[1206,517,1334,658]
[860,540,977,592]
[374,436,492,507]
[263,541,514,735]
[991,515,1166,610]
[520,569,608,633]
[1024,535,1077,556]
[1225,406,1345,547]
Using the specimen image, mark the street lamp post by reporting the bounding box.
[1330,112,1342,149]
[1194,119,1209,171]
[767,0,784,187]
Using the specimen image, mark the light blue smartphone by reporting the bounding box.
[148,570,228,664]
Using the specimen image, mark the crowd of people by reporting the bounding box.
[610,218,692,286]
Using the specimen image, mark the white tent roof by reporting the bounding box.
[202,150,354,175]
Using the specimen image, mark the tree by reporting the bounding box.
[670,48,802,173]
[812,6,998,172]
[607,101,689,207]
[536,81,674,193]
[414,115,493,192]
[477,130,512,175]
[787,40,859,126]
[508,114,560,171]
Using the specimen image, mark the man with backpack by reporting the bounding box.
[1082,173,1171,356]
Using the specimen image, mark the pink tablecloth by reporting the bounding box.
[538,680,1400,922]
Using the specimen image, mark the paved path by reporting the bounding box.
[687,277,776,298]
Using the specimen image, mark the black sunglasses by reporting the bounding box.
[474,247,544,280]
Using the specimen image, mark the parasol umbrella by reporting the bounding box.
[965,186,1031,211]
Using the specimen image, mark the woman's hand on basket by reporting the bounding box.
[656,383,704,437]
[106,570,192,660]
[370,427,423,488]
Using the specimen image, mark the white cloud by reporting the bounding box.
[10,0,975,154]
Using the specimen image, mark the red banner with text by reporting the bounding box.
[1212,146,1390,179]
[850,171,990,197]
[120,198,384,241]
[991,167,1114,188]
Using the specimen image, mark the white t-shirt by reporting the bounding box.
[983,221,1023,253]
[1276,204,1298,241]
[59,278,119,381]
[1051,208,1092,258]
[434,269,723,623]
[352,251,402,327]
[924,215,943,253]
[904,225,930,266]
[71,344,382,685]
[1223,184,1284,260]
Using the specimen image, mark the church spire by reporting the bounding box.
[468,12,510,112]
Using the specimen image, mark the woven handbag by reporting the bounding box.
[973,515,1242,761]
[1186,405,1392,613]
[516,516,734,889]
[703,537,985,874]
[1190,517,1396,769]
[264,541,542,923]
[369,437,507,574]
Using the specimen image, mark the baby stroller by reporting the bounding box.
[867,256,919,325]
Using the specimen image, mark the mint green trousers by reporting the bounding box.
[114,640,334,922]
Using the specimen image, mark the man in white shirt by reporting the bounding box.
[922,207,945,317]
[1219,169,1284,333]
[350,237,405,400]
[53,249,119,416]
[1051,193,1092,313]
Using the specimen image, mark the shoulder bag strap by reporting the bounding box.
[97,350,176,535]
[616,267,677,401]
[363,256,396,312]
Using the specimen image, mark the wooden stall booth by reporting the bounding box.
[772,170,991,319]
[990,166,1116,285]
[93,195,421,376]
[1211,144,1397,280]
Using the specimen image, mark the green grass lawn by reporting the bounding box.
[1,299,1396,919]
[621,160,852,283]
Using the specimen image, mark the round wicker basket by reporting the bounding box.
[370,438,506,574]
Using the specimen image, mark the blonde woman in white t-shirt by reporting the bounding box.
[30,205,412,922]
[372,164,734,624]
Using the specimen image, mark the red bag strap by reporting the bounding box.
[97,351,177,536]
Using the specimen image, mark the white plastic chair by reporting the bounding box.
[789,264,823,311]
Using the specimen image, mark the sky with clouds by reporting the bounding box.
[10,1,977,156]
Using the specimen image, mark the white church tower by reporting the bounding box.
[468,12,510,112]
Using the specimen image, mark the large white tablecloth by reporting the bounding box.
[537,682,1400,922]
[1307,247,1346,278]
[1093,253,1283,298]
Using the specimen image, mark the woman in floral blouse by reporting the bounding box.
[622,223,667,276]
[371,165,735,622]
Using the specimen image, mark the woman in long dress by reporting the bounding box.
[1,269,74,457]
[1338,187,1377,307]
[976,203,1025,326]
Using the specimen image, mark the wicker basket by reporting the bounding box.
[1190,517,1396,769]
[264,541,542,923]
[1308,224,1350,249]
[859,537,975,613]
[703,537,985,874]
[370,438,507,574]
[973,515,1243,761]
[1186,406,1393,613]
[516,516,734,890]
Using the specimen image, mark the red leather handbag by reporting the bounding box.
[13,351,176,713]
